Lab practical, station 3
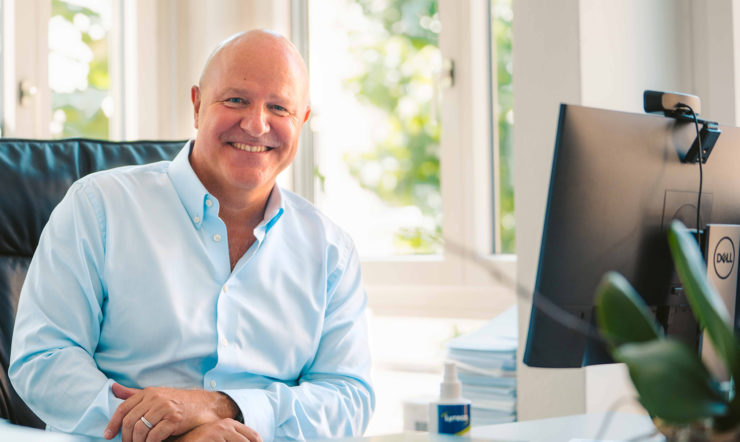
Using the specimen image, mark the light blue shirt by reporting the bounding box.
[9,142,374,441]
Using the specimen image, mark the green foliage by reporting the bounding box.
[53,105,109,139]
[595,220,740,430]
[595,272,662,346]
[615,339,727,423]
[393,226,442,255]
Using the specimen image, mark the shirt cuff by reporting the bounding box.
[220,388,275,441]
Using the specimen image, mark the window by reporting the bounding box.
[49,0,113,139]
[4,0,118,139]
[309,0,443,257]
[491,0,514,254]
[304,0,515,317]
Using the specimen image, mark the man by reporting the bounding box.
[9,30,374,441]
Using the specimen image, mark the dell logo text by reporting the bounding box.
[714,236,736,280]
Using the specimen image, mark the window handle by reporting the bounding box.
[19,80,38,107]
[438,58,455,88]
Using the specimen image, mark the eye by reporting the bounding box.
[223,97,245,107]
[270,104,290,116]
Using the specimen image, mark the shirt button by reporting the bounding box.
[193,216,201,224]
[206,199,213,208]
[210,380,217,389]
[223,285,229,293]
[220,338,228,347]
[213,234,222,242]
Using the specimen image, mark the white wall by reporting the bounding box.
[513,0,586,421]
[579,1,692,112]
[514,0,740,421]
[690,0,740,126]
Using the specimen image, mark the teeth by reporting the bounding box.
[232,142,269,152]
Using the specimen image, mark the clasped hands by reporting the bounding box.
[103,383,261,442]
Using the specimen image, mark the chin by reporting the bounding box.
[226,174,271,193]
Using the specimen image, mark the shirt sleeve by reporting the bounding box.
[221,238,375,440]
[9,181,124,438]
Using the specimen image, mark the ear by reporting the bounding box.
[302,105,311,124]
[191,85,201,129]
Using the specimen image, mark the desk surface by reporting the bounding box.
[470,412,663,442]
[1,413,664,441]
[331,413,663,441]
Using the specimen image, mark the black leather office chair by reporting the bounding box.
[0,138,185,428]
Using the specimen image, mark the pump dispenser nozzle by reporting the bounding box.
[440,362,462,400]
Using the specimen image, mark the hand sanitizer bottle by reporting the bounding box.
[428,362,471,435]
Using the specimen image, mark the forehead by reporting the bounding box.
[203,34,308,103]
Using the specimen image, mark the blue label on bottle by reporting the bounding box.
[437,403,470,435]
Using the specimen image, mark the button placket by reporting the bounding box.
[218,283,232,349]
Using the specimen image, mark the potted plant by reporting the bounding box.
[595,220,740,441]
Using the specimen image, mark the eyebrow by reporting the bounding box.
[219,87,293,104]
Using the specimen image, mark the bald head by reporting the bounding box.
[198,30,309,108]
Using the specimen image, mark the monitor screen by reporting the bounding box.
[523,103,740,368]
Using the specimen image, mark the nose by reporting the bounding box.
[241,105,269,136]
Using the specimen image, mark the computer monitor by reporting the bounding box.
[523,103,740,368]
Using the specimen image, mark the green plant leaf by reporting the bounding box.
[595,271,663,346]
[615,339,727,424]
[667,220,740,384]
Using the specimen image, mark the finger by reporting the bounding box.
[122,401,157,442]
[133,397,176,442]
[132,416,154,442]
[145,419,178,442]
[234,423,262,442]
[105,392,144,440]
[113,382,141,400]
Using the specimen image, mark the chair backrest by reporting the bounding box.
[0,138,185,428]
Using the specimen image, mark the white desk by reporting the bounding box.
[0,413,663,441]
[324,413,662,441]
[470,412,663,441]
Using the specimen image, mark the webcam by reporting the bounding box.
[643,90,718,164]
[644,90,701,118]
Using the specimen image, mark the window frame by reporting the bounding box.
[3,0,52,138]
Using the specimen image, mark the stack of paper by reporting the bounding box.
[446,305,518,426]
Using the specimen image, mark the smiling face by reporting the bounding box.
[190,31,310,205]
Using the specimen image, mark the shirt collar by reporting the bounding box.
[167,140,284,232]
[167,141,208,228]
[258,187,284,234]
